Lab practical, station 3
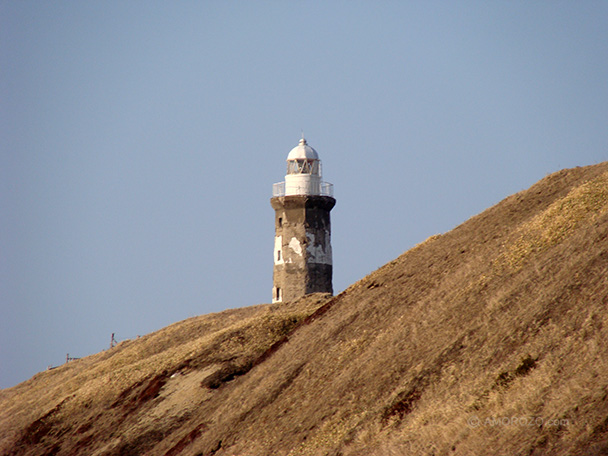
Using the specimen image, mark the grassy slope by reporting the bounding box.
[2,163,608,456]
[0,295,329,455]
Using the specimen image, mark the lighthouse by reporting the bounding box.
[270,137,336,303]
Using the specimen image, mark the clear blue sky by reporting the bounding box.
[1,1,607,389]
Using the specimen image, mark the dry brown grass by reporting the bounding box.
[500,170,608,271]
[0,294,328,455]
[2,163,608,456]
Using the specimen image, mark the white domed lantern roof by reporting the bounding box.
[287,138,319,161]
[286,137,321,177]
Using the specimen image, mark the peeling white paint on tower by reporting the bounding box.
[289,237,303,256]
[270,137,336,303]
[305,232,332,265]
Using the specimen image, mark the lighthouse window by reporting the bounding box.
[278,217,283,227]
[277,250,281,261]
[287,159,319,175]
[276,287,281,300]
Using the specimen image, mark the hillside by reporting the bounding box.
[2,162,608,456]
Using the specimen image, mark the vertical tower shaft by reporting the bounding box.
[271,195,335,302]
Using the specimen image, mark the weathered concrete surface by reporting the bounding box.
[271,195,336,302]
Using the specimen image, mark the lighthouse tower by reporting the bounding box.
[270,137,336,303]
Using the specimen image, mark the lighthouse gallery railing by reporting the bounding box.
[272,182,334,198]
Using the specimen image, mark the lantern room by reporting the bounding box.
[286,138,321,175]
[274,137,333,197]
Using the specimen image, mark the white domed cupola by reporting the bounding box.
[286,138,320,175]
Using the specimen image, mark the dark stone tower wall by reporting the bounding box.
[270,195,336,302]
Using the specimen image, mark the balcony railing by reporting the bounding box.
[272,181,334,197]
[272,182,285,197]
